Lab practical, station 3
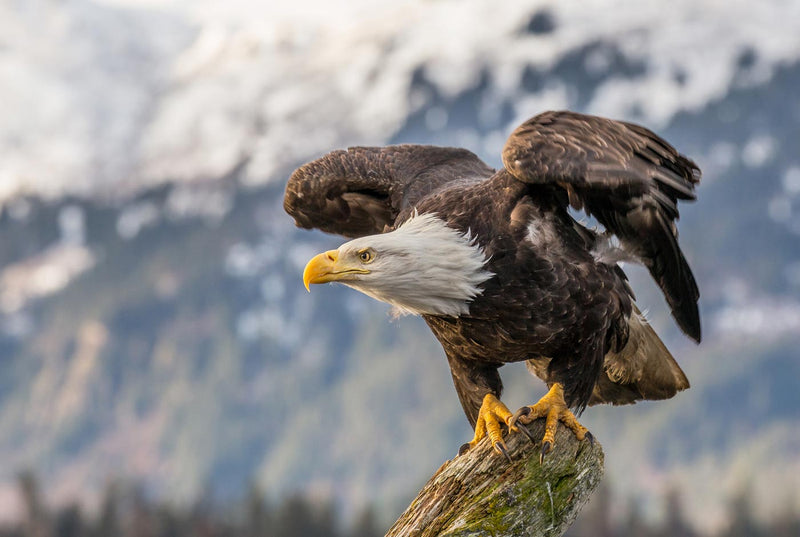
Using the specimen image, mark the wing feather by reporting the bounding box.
[284,145,494,238]
[503,111,701,341]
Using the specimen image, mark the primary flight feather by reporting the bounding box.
[284,110,700,460]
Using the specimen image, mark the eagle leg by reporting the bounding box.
[458,393,513,462]
[508,383,592,464]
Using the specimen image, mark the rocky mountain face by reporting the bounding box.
[0,1,799,531]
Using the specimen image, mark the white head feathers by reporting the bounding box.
[336,212,493,317]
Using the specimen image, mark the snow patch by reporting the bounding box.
[165,185,233,224]
[0,244,96,313]
[742,134,777,168]
[117,201,161,240]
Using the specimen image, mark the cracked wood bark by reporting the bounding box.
[385,418,604,537]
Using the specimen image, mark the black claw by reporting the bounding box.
[539,441,552,464]
[509,406,531,429]
[584,431,595,446]
[494,442,512,463]
[518,423,538,444]
[458,443,471,456]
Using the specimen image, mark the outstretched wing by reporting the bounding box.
[503,111,701,342]
[284,145,494,238]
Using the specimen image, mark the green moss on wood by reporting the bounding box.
[387,418,604,537]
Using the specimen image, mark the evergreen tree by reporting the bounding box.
[660,487,693,537]
[91,481,119,537]
[621,496,649,537]
[724,487,759,537]
[18,471,49,537]
[351,506,381,537]
[245,483,271,537]
[273,495,338,537]
[54,505,83,537]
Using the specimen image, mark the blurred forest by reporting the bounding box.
[1,472,797,537]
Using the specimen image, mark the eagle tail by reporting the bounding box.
[590,309,690,406]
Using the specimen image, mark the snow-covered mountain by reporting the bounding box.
[1,0,799,531]
[4,0,800,199]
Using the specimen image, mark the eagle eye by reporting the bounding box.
[358,249,374,263]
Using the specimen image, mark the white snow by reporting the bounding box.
[768,166,800,231]
[1,0,800,204]
[742,134,777,168]
[713,276,800,338]
[0,244,96,313]
[782,167,800,194]
[164,184,233,224]
[116,200,161,239]
[714,299,800,338]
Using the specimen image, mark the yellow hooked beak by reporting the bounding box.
[302,250,369,291]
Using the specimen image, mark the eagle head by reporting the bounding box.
[303,213,493,317]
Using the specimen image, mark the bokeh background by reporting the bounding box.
[1,0,799,535]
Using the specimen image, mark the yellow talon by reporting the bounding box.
[508,383,592,463]
[460,393,514,461]
[460,385,593,463]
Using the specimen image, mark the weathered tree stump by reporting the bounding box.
[386,418,604,537]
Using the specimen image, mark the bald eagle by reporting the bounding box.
[284,111,700,461]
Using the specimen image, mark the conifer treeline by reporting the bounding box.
[1,472,380,537]
[1,471,797,537]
